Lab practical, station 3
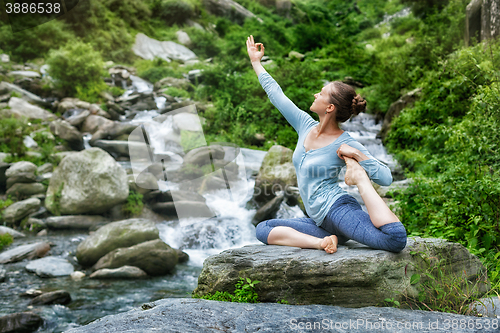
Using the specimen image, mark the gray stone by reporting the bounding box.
[151,201,214,218]
[176,30,192,46]
[183,145,225,167]
[92,140,145,158]
[0,265,6,282]
[8,70,41,78]
[49,119,84,151]
[467,0,500,44]
[64,298,499,333]
[46,215,110,230]
[203,0,263,24]
[66,110,90,127]
[6,182,46,198]
[76,218,159,267]
[0,226,25,238]
[154,77,192,91]
[90,265,148,279]
[37,163,53,175]
[89,121,137,144]
[0,54,9,62]
[252,145,297,205]
[466,0,483,45]
[251,192,285,226]
[29,290,71,305]
[0,81,45,105]
[288,50,305,60]
[0,312,43,333]
[194,238,489,308]
[173,112,204,131]
[5,172,37,189]
[81,115,114,134]
[132,33,197,63]
[0,242,50,264]
[2,198,41,224]
[25,256,74,277]
[4,97,54,120]
[379,88,422,140]
[128,172,158,194]
[471,296,500,317]
[5,161,37,178]
[45,148,129,215]
[92,239,178,276]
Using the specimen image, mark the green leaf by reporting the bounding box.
[410,274,421,285]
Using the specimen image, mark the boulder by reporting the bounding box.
[471,296,500,317]
[2,198,41,224]
[29,290,71,305]
[151,201,214,219]
[0,242,50,264]
[194,238,489,308]
[92,239,178,276]
[90,265,148,279]
[5,161,37,178]
[154,77,192,91]
[183,145,225,167]
[176,30,192,46]
[0,312,43,333]
[0,265,6,282]
[45,148,129,215]
[89,122,137,144]
[92,140,145,158]
[76,218,159,267]
[6,183,45,199]
[203,0,263,24]
[5,173,37,189]
[25,256,74,277]
[0,81,45,105]
[49,119,84,151]
[251,192,285,226]
[4,97,54,120]
[378,88,422,141]
[37,163,53,174]
[63,298,499,333]
[252,145,297,205]
[173,112,204,131]
[466,0,500,45]
[45,215,110,230]
[128,172,158,194]
[81,115,114,134]
[0,226,25,238]
[132,33,197,63]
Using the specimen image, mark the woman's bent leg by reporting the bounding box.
[255,217,342,253]
[322,195,407,252]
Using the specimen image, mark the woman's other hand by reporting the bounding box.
[337,144,368,161]
[246,35,265,63]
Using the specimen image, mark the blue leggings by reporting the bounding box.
[255,194,407,253]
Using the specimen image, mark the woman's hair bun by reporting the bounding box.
[351,94,366,115]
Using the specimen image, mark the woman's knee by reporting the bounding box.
[255,221,271,245]
[380,222,407,252]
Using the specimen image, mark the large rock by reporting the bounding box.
[29,290,71,305]
[49,119,84,151]
[3,97,54,120]
[0,226,25,238]
[132,33,197,63]
[194,238,489,308]
[6,183,45,199]
[252,145,297,205]
[379,88,422,141]
[5,161,37,178]
[203,0,263,24]
[45,148,129,215]
[81,115,114,134]
[182,145,225,167]
[64,298,499,333]
[76,218,159,267]
[45,215,110,230]
[466,0,500,45]
[0,242,50,264]
[25,256,74,277]
[0,81,45,105]
[89,265,148,279]
[92,239,178,276]
[2,198,41,224]
[151,201,214,219]
[0,312,43,333]
[92,140,145,158]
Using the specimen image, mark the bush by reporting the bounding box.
[46,41,107,101]
[0,233,13,251]
[193,277,260,303]
[123,190,144,217]
[154,0,194,26]
[0,116,31,157]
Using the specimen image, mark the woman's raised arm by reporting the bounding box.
[246,35,266,77]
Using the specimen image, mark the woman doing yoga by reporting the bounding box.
[247,35,407,254]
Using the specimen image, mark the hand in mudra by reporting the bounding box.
[246,35,265,63]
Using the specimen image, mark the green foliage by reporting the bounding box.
[46,41,107,100]
[180,130,206,151]
[397,250,493,315]
[0,233,13,251]
[135,58,184,83]
[103,0,152,29]
[193,277,260,303]
[0,197,14,223]
[0,19,74,62]
[123,190,144,217]
[153,0,195,25]
[0,116,31,157]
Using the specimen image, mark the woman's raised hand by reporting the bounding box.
[246,35,265,63]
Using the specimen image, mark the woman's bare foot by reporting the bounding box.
[344,156,369,186]
[320,235,338,254]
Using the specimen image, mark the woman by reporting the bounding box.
[247,35,407,254]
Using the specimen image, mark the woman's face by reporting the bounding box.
[310,83,334,114]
